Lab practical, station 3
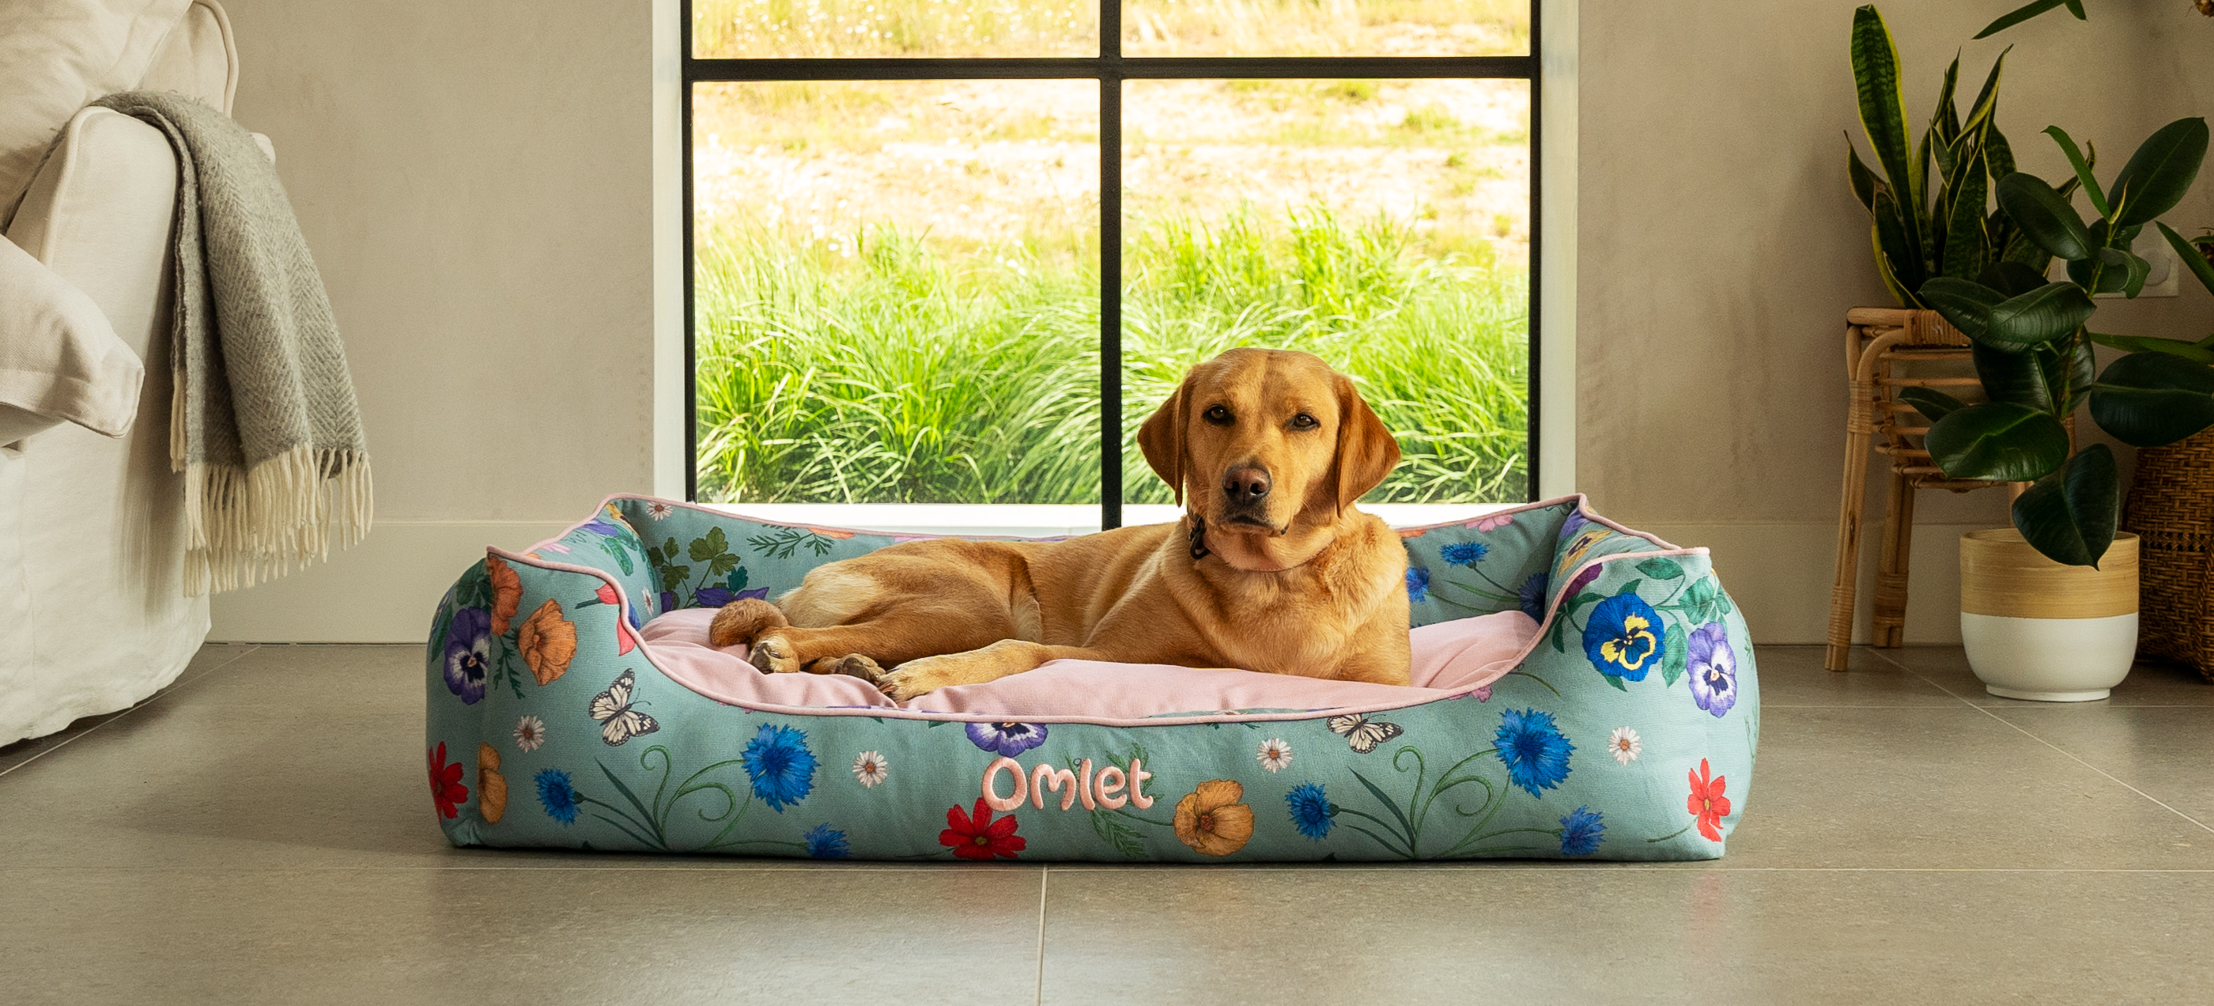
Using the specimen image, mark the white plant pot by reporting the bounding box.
[1958,529,2139,702]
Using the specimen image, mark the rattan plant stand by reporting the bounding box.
[2123,427,2214,681]
[1825,308,2015,672]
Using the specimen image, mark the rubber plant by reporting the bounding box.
[1847,6,2055,310]
[1899,116,2214,568]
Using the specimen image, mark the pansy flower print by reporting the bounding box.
[442,608,491,704]
[1687,622,1739,717]
[1583,591,1663,681]
[965,721,1048,758]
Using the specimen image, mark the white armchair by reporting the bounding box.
[0,0,250,745]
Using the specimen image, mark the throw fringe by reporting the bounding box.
[180,445,374,596]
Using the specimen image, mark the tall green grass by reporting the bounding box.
[694,209,1527,505]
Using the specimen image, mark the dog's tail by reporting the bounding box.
[707,598,787,648]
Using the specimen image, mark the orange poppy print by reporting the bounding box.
[517,598,576,685]
[1173,779,1255,856]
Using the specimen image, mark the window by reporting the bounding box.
[684,1,1538,534]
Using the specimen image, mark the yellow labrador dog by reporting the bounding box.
[708,347,1411,699]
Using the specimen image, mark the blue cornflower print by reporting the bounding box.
[1518,572,1550,622]
[1405,567,1431,603]
[804,823,850,859]
[1583,591,1665,682]
[1441,541,1490,567]
[534,768,580,826]
[742,723,818,811]
[1558,806,1606,856]
[1286,783,1335,840]
[1495,707,1574,796]
[965,721,1049,758]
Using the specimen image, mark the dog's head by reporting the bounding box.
[1138,348,1399,570]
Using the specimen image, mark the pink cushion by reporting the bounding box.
[637,607,1540,724]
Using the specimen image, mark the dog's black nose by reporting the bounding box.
[1222,465,1272,504]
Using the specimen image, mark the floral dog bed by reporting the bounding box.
[425,495,1757,862]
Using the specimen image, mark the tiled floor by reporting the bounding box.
[2,643,2210,1004]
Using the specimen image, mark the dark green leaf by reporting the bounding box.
[1994,172,2092,260]
[1958,47,2007,139]
[1932,54,1962,146]
[1896,386,1968,424]
[1847,140,1883,210]
[2157,222,2214,298]
[1874,189,1927,299]
[2109,117,2208,227]
[1984,282,2097,349]
[2121,251,2151,298]
[1974,0,2068,38]
[1978,260,2050,296]
[2090,352,2214,447]
[2010,444,2119,568]
[1918,276,2006,339]
[1636,558,1685,580]
[1986,125,2017,179]
[1852,7,1922,252]
[1941,145,1992,278]
[2067,247,2137,294]
[1601,673,1629,693]
[2087,329,2214,365]
[2063,0,2086,18]
[1970,342,2055,411]
[1924,402,2072,481]
[2043,126,2109,218]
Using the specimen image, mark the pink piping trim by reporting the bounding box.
[491,494,1711,727]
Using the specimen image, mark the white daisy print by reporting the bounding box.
[1606,726,1642,765]
[1256,738,1294,773]
[852,750,889,787]
[513,715,547,753]
[646,501,674,521]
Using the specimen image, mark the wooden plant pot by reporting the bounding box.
[1960,529,2139,701]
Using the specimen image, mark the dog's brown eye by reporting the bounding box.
[1290,413,1319,430]
[1204,405,1233,425]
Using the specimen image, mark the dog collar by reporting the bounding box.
[1185,513,1211,561]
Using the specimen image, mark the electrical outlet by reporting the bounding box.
[2053,229,2181,297]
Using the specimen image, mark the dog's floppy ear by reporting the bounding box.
[1138,371,1196,506]
[1332,373,1400,513]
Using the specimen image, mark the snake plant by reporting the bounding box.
[1847,6,2060,309]
[1897,117,2214,568]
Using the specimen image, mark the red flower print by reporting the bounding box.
[1687,758,1731,842]
[428,742,469,820]
[939,797,1026,861]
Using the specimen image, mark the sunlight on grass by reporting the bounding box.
[694,209,1526,505]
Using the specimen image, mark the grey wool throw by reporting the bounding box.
[93,91,371,595]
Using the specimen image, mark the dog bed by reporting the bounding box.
[425,495,1756,862]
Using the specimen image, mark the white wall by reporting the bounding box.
[207,0,2214,643]
[1577,0,2214,644]
[208,0,667,640]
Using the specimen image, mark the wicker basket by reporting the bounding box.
[2124,427,2214,681]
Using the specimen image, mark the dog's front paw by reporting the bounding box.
[807,653,884,683]
[748,634,801,674]
[875,656,959,702]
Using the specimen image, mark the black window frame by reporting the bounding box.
[681,1,1542,526]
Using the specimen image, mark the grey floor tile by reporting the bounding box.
[0,866,1045,1006]
[1981,703,2214,831]
[1038,868,2214,1006]
[1752,644,1963,706]
[0,644,260,777]
[1712,705,2214,870]
[1877,646,2214,706]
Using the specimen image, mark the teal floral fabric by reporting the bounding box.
[426,496,1758,862]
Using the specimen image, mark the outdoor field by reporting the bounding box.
[690,0,1533,505]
